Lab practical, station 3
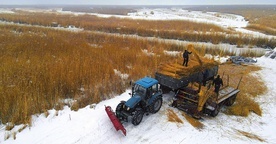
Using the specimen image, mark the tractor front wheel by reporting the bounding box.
[132,109,144,126]
[116,101,125,117]
[149,96,163,113]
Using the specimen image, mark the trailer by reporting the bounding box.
[155,65,218,92]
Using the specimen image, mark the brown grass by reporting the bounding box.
[5,123,14,131]
[236,129,266,142]
[0,12,275,48]
[219,64,267,116]
[18,125,27,133]
[181,112,204,130]
[239,9,276,35]
[188,6,276,36]
[44,109,49,118]
[12,132,16,140]
[0,24,169,124]
[167,109,183,124]
[247,24,276,36]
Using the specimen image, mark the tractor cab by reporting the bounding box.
[130,77,160,101]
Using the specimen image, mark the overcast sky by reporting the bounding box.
[1,0,276,5]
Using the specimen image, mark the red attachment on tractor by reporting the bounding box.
[105,106,126,136]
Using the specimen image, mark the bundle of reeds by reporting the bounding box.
[157,44,218,79]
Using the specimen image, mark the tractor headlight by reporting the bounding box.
[127,107,130,111]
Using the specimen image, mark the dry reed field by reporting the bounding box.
[187,5,276,36]
[0,12,275,48]
[229,8,276,36]
[0,10,269,127]
[0,24,175,125]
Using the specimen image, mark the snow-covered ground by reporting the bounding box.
[0,7,276,144]
[128,8,247,28]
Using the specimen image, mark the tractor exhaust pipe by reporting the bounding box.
[105,106,126,136]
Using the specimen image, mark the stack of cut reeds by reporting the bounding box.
[157,45,218,79]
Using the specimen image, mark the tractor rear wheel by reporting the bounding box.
[225,95,237,106]
[149,96,163,113]
[132,109,144,126]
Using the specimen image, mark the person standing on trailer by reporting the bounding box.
[213,75,223,95]
[182,50,192,67]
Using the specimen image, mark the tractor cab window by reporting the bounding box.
[152,84,158,94]
[146,87,152,99]
[133,84,147,97]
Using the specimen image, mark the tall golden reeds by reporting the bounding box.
[0,12,275,48]
[0,24,171,125]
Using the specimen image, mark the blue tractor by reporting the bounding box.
[105,77,163,135]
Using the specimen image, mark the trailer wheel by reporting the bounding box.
[225,95,237,106]
[149,97,163,113]
[210,104,221,117]
[132,109,144,126]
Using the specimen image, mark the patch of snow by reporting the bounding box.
[235,28,276,39]
[14,8,60,13]
[213,55,230,63]
[142,49,155,56]
[128,8,248,28]
[63,99,76,107]
[89,44,103,49]
[0,8,14,14]
[114,69,129,80]
[264,49,276,60]
[163,50,180,57]
[0,20,83,32]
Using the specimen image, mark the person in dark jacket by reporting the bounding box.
[213,75,223,95]
[182,50,192,67]
[202,69,209,87]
